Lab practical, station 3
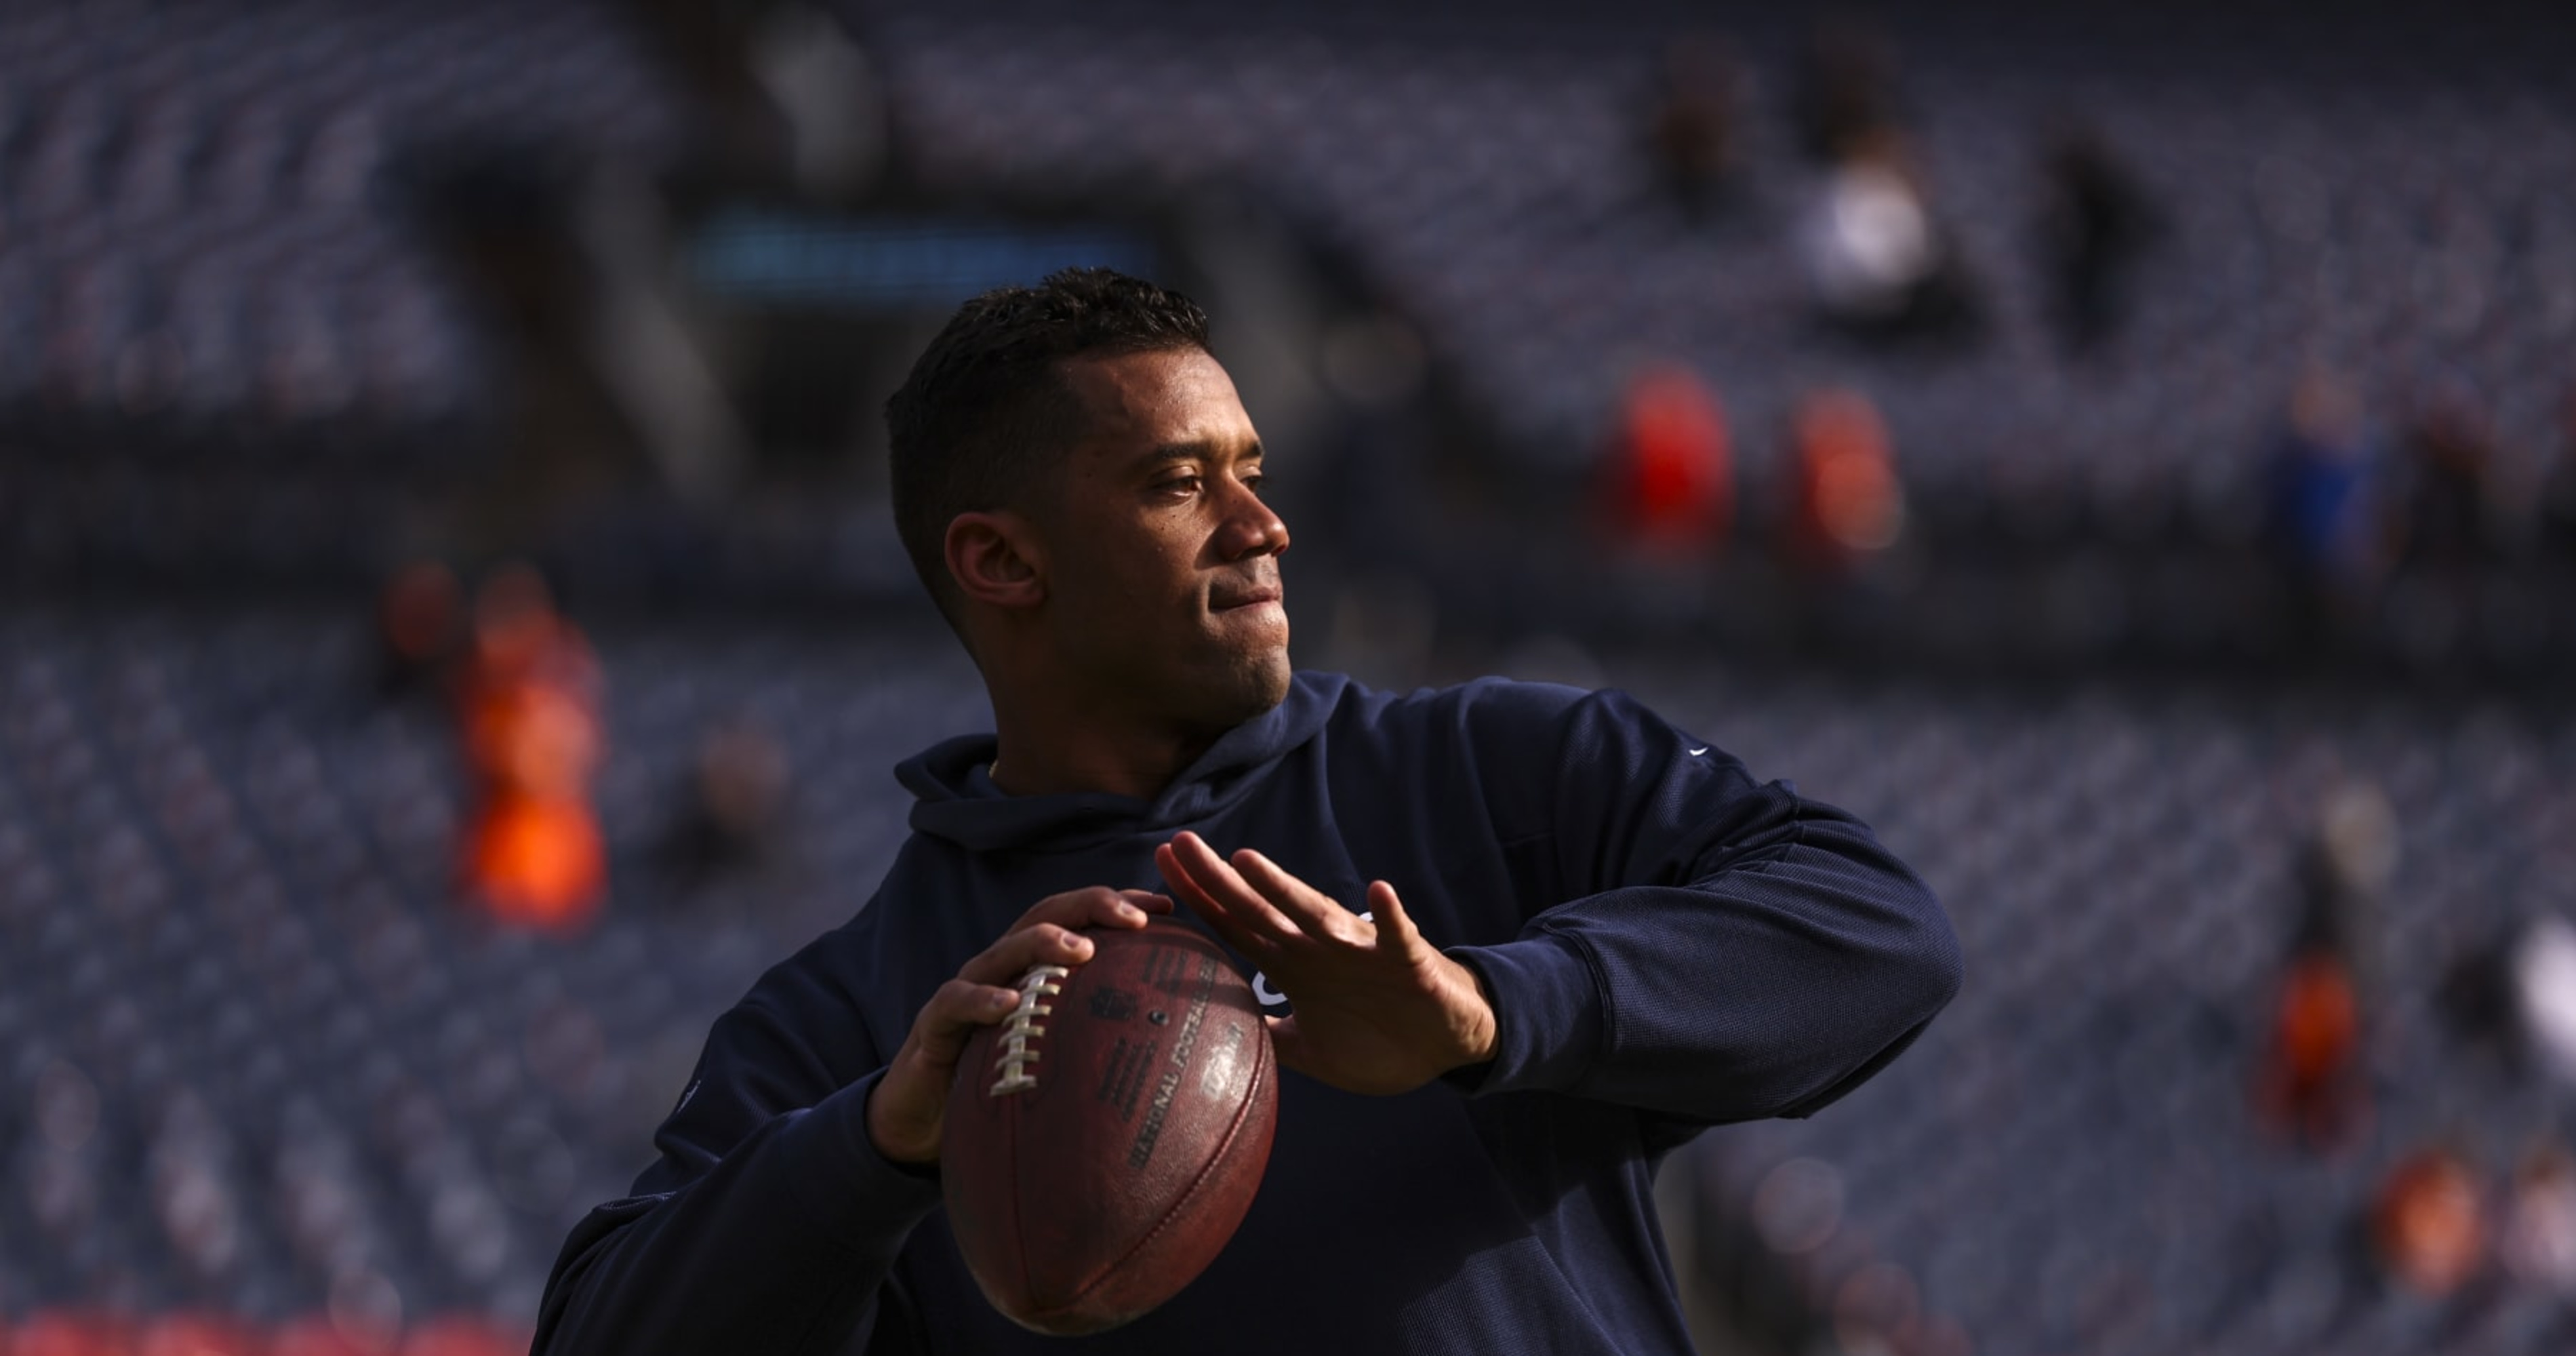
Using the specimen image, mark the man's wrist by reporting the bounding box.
[1456,959,1501,1066]
[864,1064,942,1170]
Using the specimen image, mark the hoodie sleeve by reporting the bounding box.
[1442,685,1960,1125]
[534,954,942,1356]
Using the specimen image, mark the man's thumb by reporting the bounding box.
[1264,1014,1307,1077]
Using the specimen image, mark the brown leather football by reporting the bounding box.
[942,922,1277,1336]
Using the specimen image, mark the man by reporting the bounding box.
[535,269,1960,1354]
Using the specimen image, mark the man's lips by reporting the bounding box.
[1210,582,1283,612]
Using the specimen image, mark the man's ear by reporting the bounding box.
[944,511,1046,611]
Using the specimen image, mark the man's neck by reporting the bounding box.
[986,688,1220,801]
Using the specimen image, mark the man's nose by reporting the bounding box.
[1216,479,1290,560]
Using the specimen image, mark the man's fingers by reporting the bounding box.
[912,977,1024,1066]
[1120,888,1177,917]
[930,888,1169,1058]
[1366,880,1423,952]
[1165,833,1301,940]
[1233,848,1367,942]
[872,885,1174,1168]
[1154,841,1223,915]
[1013,884,1169,936]
[959,921,1093,987]
[1159,841,1279,958]
[1166,835,1390,955]
[873,975,1029,1164]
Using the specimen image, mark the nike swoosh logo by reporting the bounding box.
[1687,746,1708,756]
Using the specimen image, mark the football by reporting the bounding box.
[942,921,1278,1336]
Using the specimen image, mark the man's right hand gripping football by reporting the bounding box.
[866,886,1173,1165]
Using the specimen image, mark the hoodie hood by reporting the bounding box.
[898,671,1350,854]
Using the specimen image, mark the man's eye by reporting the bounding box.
[1243,474,1266,495]
[1156,475,1202,497]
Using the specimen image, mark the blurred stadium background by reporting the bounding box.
[4,0,2576,1352]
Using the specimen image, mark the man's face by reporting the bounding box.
[1030,348,1291,734]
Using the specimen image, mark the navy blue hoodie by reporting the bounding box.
[536,673,1960,1355]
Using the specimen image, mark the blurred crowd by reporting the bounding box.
[2259,777,2576,1313]
[1596,353,2576,598]
[2266,371,2576,620]
[1585,14,2576,673]
[1646,22,2146,354]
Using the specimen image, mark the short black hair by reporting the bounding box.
[885,267,1212,620]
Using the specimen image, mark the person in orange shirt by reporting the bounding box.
[2257,781,2394,1148]
[2262,951,2361,1146]
[454,564,606,930]
[1784,388,1904,578]
[2375,1146,2487,1298]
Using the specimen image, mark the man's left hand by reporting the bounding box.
[1155,831,1498,1096]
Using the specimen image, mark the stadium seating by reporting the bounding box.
[857,0,2576,536]
[0,604,980,1334]
[0,0,695,592]
[1679,673,2576,1353]
[0,0,682,443]
[4,601,2572,1351]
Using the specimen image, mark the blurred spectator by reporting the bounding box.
[2297,778,2398,960]
[2264,369,2391,612]
[2036,123,2161,357]
[626,0,889,199]
[1647,35,1748,223]
[745,4,891,201]
[1796,129,1979,345]
[1791,20,1903,164]
[662,718,790,885]
[2501,1144,2576,1294]
[1602,364,1733,560]
[2510,916,2576,1082]
[2373,1145,2487,1298]
[454,564,606,930]
[375,560,464,702]
[2260,781,2393,1148]
[457,563,603,723]
[2395,378,2497,570]
[2541,386,2576,556]
[1782,388,1904,576]
[2436,933,2521,1065]
[2260,950,2362,1148]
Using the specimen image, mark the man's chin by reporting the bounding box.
[1247,648,1295,710]
[1196,646,1293,728]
